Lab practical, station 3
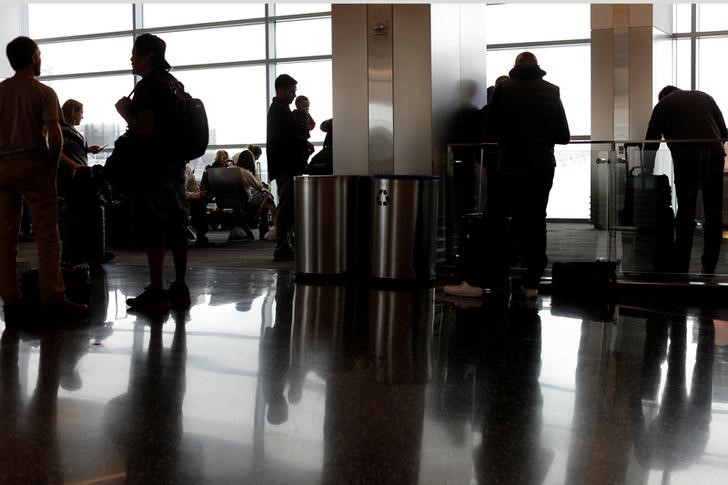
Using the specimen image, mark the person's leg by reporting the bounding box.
[699,158,723,273]
[274,174,294,258]
[19,161,65,304]
[0,162,23,306]
[147,248,166,289]
[512,167,554,293]
[672,161,700,273]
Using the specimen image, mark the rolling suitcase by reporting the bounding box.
[619,144,675,271]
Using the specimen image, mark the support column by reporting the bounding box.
[590,4,667,227]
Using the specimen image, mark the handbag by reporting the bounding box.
[104,131,137,193]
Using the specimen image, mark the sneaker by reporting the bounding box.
[126,287,171,313]
[228,226,254,243]
[43,298,90,320]
[194,236,216,248]
[273,246,295,262]
[443,281,484,298]
[167,281,191,309]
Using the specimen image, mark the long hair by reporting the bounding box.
[61,99,82,124]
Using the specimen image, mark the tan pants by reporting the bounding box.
[0,158,64,305]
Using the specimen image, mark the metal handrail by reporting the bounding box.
[446,138,728,149]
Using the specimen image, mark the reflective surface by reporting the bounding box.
[2,265,728,484]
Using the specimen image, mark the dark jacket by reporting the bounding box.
[485,63,570,174]
[266,97,309,182]
[644,89,727,165]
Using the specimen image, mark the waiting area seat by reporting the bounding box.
[204,167,261,242]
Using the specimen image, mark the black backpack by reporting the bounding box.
[167,76,209,161]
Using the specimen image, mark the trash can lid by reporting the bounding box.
[371,174,440,181]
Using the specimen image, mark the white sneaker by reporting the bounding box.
[443,281,484,298]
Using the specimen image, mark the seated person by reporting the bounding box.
[236,149,277,241]
[304,118,333,175]
[184,164,212,247]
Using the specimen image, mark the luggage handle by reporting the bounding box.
[622,142,644,172]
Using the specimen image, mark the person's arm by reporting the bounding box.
[553,92,571,145]
[240,168,263,190]
[46,119,62,166]
[643,106,664,174]
[307,113,316,131]
[483,85,503,142]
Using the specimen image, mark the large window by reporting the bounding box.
[30,3,333,182]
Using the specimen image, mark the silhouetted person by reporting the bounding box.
[115,34,190,312]
[266,74,312,262]
[0,36,89,321]
[0,329,87,483]
[643,86,728,274]
[105,311,203,484]
[473,304,554,484]
[445,52,570,300]
[58,98,109,267]
[632,316,714,473]
[260,273,294,424]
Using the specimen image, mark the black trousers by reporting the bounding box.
[672,156,724,272]
[275,173,294,251]
[467,166,554,290]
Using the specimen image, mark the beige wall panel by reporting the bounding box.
[629,26,654,140]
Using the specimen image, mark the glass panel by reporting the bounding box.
[486,45,590,136]
[39,36,133,76]
[173,65,268,146]
[159,25,266,66]
[44,74,135,149]
[548,146,591,219]
[653,29,673,105]
[676,38,692,90]
[274,60,332,144]
[697,36,728,116]
[486,4,590,45]
[275,18,332,58]
[674,3,692,34]
[142,3,265,28]
[28,4,132,38]
[274,4,331,16]
[698,4,728,32]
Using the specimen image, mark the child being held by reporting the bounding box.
[292,95,316,139]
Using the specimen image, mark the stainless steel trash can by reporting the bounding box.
[365,288,434,384]
[369,175,439,282]
[295,175,358,278]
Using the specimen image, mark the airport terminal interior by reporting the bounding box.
[2,3,728,484]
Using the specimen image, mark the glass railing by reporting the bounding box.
[443,139,728,279]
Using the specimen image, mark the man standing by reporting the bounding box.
[266,74,311,262]
[445,52,570,300]
[644,86,728,274]
[0,36,89,320]
[115,34,190,312]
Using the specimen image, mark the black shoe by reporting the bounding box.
[126,287,171,313]
[273,247,295,262]
[194,236,216,248]
[167,281,191,309]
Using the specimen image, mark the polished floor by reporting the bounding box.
[1,265,728,484]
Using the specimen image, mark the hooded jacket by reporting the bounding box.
[485,63,570,174]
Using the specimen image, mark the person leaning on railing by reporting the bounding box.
[643,85,728,274]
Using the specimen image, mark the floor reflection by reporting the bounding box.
[0,265,726,484]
